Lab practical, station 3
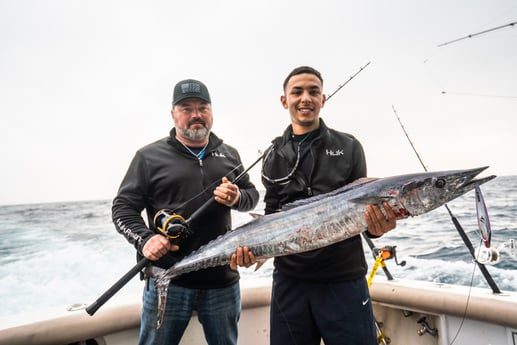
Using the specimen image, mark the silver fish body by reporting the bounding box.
[150,167,495,328]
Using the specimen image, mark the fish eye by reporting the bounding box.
[435,178,446,188]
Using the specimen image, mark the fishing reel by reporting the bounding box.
[373,245,406,267]
[153,209,192,244]
[474,245,500,265]
[475,239,516,266]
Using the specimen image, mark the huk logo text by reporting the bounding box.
[326,149,344,156]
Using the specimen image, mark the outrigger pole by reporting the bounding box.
[391,105,501,294]
[86,62,372,316]
[438,21,516,47]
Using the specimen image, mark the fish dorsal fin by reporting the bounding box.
[280,177,379,211]
[352,177,378,185]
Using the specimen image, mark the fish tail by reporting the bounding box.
[155,280,169,330]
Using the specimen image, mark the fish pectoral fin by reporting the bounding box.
[254,258,268,272]
[249,212,263,220]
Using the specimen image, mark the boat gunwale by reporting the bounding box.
[1,279,517,345]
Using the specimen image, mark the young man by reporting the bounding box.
[261,66,397,345]
[112,79,259,345]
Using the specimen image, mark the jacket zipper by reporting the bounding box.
[306,144,315,196]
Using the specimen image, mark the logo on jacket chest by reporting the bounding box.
[326,148,344,156]
[211,152,227,158]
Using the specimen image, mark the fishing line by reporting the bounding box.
[261,132,312,184]
[448,238,483,345]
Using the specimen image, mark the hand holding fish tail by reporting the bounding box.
[230,246,256,270]
[214,176,241,207]
[365,202,397,237]
[143,234,180,261]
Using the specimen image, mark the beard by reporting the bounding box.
[178,125,210,141]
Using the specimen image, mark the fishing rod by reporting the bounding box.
[391,105,501,294]
[363,233,406,345]
[86,62,371,316]
[362,233,394,281]
[85,157,263,316]
[437,21,516,47]
[327,61,371,100]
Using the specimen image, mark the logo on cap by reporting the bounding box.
[181,82,201,94]
[172,78,211,105]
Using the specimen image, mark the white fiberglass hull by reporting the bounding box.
[1,279,516,345]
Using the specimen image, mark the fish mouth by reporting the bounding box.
[455,166,496,193]
[436,166,496,206]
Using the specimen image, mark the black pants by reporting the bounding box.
[270,269,377,345]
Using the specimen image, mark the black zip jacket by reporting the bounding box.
[261,118,368,282]
[112,129,259,289]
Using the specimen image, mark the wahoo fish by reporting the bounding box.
[150,167,495,328]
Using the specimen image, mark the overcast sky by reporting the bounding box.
[1,0,516,205]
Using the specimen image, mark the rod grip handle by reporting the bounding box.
[85,258,149,316]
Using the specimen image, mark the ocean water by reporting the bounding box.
[0,176,516,319]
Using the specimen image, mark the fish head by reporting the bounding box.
[394,166,496,217]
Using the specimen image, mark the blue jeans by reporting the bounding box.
[139,279,241,345]
[270,270,377,345]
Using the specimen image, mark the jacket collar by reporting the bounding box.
[274,118,329,147]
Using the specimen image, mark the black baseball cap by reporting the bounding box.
[172,79,211,105]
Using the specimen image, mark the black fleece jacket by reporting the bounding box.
[261,118,369,282]
[112,129,259,288]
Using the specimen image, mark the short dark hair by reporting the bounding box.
[283,66,324,91]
